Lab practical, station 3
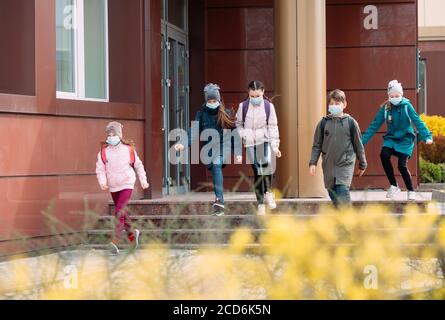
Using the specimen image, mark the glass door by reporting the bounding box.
[161,0,189,195]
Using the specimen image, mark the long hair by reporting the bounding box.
[217,101,235,129]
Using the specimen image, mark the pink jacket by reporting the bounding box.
[235,100,280,151]
[96,143,148,193]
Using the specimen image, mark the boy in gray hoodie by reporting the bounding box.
[309,89,367,208]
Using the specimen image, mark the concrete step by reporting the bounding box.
[93,211,444,230]
[86,228,265,245]
[108,200,430,216]
[94,214,264,229]
[80,243,262,251]
[86,225,444,246]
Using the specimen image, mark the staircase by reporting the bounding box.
[83,192,435,251]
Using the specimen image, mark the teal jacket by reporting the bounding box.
[362,98,432,157]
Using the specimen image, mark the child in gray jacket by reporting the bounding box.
[309,89,367,208]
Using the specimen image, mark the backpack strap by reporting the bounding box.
[101,145,108,165]
[101,144,135,167]
[348,117,356,147]
[127,145,135,167]
[242,100,249,128]
[242,99,271,127]
[404,105,412,124]
[264,100,271,126]
[319,117,328,145]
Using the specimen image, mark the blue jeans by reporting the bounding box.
[211,164,224,203]
[328,184,351,208]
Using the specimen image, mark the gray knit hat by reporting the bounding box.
[105,121,123,138]
[388,80,404,96]
[204,83,221,102]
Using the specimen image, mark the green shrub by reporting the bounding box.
[419,157,445,183]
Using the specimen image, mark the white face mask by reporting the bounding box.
[106,135,121,146]
[328,104,344,116]
[389,97,402,106]
[206,102,220,109]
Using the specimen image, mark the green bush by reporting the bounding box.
[419,157,445,183]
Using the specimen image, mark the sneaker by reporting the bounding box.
[133,229,141,249]
[386,185,401,199]
[265,192,277,210]
[257,204,266,216]
[212,199,225,216]
[109,242,120,255]
[408,191,416,201]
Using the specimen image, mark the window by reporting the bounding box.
[161,0,187,31]
[56,0,109,101]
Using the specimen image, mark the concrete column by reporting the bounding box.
[275,0,326,198]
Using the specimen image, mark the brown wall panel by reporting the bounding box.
[327,3,416,47]
[207,8,274,50]
[108,0,143,104]
[207,50,274,92]
[0,0,35,96]
[206,0,273,8]
[327,47,417,90]
[0,115,145,177]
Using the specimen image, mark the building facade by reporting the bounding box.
[0,0,429,254]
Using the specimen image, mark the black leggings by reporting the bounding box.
[251,165,273,204]
[380,147,414,191]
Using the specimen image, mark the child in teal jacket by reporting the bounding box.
[362,80,433,200]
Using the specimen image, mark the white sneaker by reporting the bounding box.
[257,204,266,216]
[133,229,141,249]
[408,191,416,201]
[109,242,120,255]
[386,185,401,199]
[265,192,277,210]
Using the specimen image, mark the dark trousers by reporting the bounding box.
[380,147,414,191]
[110,189,134,243]
[251,165,273,204]
[328,184,351,208]
[247,143,274,204]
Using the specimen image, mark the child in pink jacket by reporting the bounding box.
[96,122,149,255]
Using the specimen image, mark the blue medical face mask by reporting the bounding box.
[106,135,121,146]
[206,102,220,109]
[328,104,344,116]
[389,97,402,106]
[250,96,263,106]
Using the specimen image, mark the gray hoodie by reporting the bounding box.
[309,114,367,189]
